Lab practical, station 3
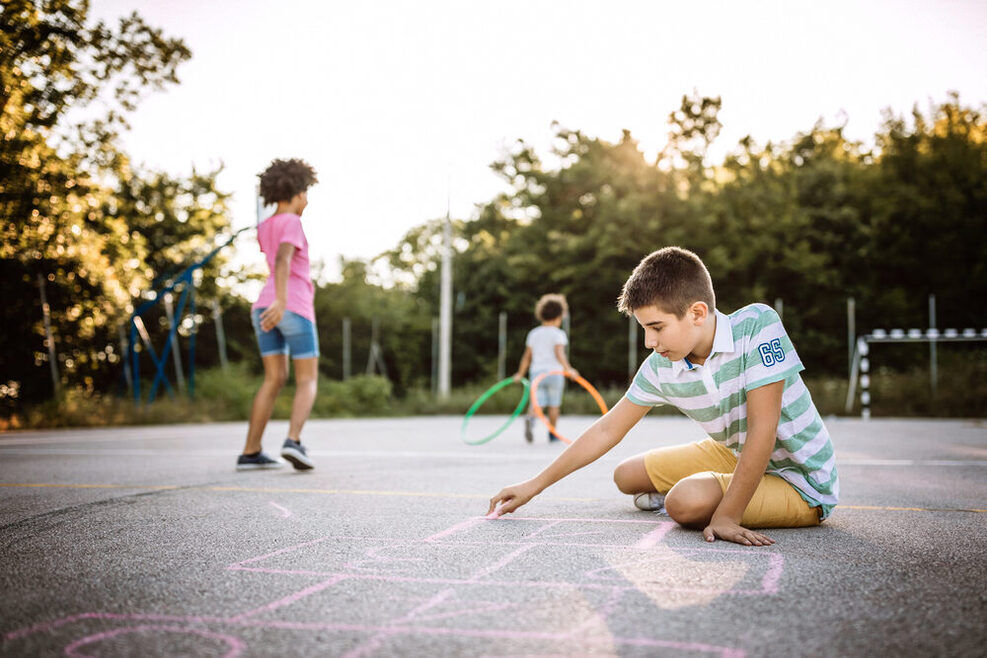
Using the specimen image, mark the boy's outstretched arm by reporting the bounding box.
[703,379,784,546]
[487,397,650,516]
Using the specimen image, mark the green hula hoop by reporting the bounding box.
[461,377,530,445]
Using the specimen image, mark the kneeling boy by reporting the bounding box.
[488,247,838,546]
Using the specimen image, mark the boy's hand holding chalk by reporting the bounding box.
[487,480,540,518]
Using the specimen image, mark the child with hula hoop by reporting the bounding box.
[236,158,321,472]
[513,294,579,443]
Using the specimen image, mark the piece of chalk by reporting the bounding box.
[486,503,503,519]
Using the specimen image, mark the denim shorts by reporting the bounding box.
[532,371,565,407]
[252,308,320,359]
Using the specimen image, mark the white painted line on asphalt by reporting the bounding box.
[0,448,582,461]
[0,482,598,502]
[2,447,986,467]
[837,459,987,466]
[1,482,984,513]
[0,430,219,446]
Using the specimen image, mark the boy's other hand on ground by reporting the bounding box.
[488,480,539,517]
[702,514,775,546]
[260,300,285,332]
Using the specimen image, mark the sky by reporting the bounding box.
[87,0,987,282]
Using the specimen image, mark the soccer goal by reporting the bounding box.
[845,327,987,418]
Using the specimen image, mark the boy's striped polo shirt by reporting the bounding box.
[626,303,839,519]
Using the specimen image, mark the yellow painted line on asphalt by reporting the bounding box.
[0,483,180,490]
[0,482,596,502]
[206,486,601,502]
[840,504,987,513]
[207,486,496,499]
[2,483,984,512]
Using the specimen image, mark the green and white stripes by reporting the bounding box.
[627,303,839,518]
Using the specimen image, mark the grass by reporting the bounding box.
[0,364,393,431]
[2,352,984,430]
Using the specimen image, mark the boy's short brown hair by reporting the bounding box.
[617,246,715,318]
[535,293,568,322]
[258,158,319,205]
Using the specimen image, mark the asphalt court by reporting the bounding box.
[1,415,986,656]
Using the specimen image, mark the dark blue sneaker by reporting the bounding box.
[548,431,561,443]
[236,451,283,471]
[280,438,315,471]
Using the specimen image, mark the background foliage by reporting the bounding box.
[377,93,986,394]
[2,1,984,425]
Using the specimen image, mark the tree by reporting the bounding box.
[866,94,987,330]
[0,0,193,410]
[371,92,986,390]
[314,258,433,394]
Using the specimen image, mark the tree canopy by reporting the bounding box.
[2,2,984,414]
[0,0,230,411]
[366,92,986,390]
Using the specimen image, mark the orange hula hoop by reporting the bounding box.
[529,370,608,445]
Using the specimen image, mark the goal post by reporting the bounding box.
[845,328,987,418]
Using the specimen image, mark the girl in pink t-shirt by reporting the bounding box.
[237,158,321,472]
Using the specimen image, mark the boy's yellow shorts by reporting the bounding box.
[643,438,821,528]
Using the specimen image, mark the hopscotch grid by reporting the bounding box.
[225,518,780,596]
[8,611,745,648]
[466,543,540,582]
[229,575,348,622]
[223,569,781,596]
[6,515,763,657]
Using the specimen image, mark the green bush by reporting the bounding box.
[304,375,393,417]
[3,351,983,430]
[193,362,260,418]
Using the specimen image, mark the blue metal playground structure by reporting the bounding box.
[126,227,251,404]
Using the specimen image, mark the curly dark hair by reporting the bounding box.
[535,293,568,322]
[258,158,319,205]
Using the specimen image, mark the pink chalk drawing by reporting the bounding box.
[63,625,245,658]
[268,501,293,518]
[2,515,779,657]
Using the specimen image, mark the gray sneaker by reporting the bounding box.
[524,417,534,443]
[236,451,283,471]
[280,438,315,471]
[633,492,666,512]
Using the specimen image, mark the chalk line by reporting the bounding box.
[424,516,488,542]
[227,568,778,596]
[467,544,539,582]
[228,536,331,569]
[268,501,292,518]
[230,575,348,621]
[761,553,785,594]
[63,625,245,658]
[6,610,745,655]
[633,522,675,549]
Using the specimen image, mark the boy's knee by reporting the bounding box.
[612,458,650,495]
[612,463,634,494]
[665,475,722,526]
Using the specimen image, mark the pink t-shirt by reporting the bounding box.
[251,213,316,323]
